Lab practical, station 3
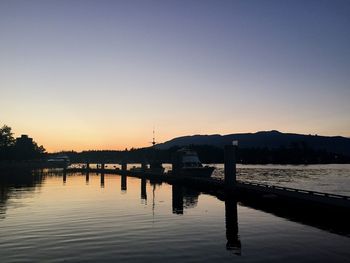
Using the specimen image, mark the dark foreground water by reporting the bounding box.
[0,169,350,262]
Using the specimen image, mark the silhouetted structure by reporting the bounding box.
[13,134,45,161]
[64,142,350,166]
[224,144,236,187]
[0,125,46,162]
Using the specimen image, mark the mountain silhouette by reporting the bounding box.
[156,131,350,156]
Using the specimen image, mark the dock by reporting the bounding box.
[63,143,350,236]
[65,166,350,208]
[64,166,350,236]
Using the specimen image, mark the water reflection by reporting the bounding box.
[2,171,349,239]
[225,198,241,255]
[141,177,147,201]
[0,169,44,220]
[85,172,89,184]
[170,184,241,254]
[63,171,67,184]
[172,184,183,214]
[100,173,105,188]
[0,171,349,262]
[171,185,200,215]
[121,175,127,192]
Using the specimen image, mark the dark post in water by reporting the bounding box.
[224,141,238,187]
[122,163,127,171]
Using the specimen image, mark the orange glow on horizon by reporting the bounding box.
[8,123,350,153]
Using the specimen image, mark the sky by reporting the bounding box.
[1,0,349,152]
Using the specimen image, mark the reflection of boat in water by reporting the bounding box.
[130,163,165,175]
[171,149,214,177]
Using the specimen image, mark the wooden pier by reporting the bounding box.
[66,142,350,211]
[64,143,350,236]
[64,166,350,236]
[65,166,350,210]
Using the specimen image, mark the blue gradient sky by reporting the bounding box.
[1,0,349,151]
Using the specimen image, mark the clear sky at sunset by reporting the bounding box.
[1,0,349,152]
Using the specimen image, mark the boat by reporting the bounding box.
[46,155,70,168]
[171,148,214,177]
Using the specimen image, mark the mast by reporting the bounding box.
[152,127,156,147]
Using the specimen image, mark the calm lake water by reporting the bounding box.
[0,165,350,262]
[214,164,350,196]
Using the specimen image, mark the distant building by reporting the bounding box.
[14,135,36,160]
[15,135,33,148]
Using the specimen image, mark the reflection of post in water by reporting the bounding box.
[172,184,184,215]
[121,175,127,192]
[225,198,241,255]
[100,173,105,188]
[141,177,147,201]
[85,172,89,184]
[63,171,67,184]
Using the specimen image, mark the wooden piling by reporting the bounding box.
[224,143,237,187]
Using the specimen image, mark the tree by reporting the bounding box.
[13,136,47,160]
[0,125,15,148]
[0,125,47,160]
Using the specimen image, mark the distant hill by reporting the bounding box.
[156,131,350,156]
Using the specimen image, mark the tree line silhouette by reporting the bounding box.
[2,124,349,164]
[54,143,350,164]
[0,125,46,161]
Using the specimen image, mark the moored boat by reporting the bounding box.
[171,148,214,177]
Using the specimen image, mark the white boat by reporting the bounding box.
[171,149,214,177]
[47,155,70,168]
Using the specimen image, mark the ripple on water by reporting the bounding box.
[0,170,350,262]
